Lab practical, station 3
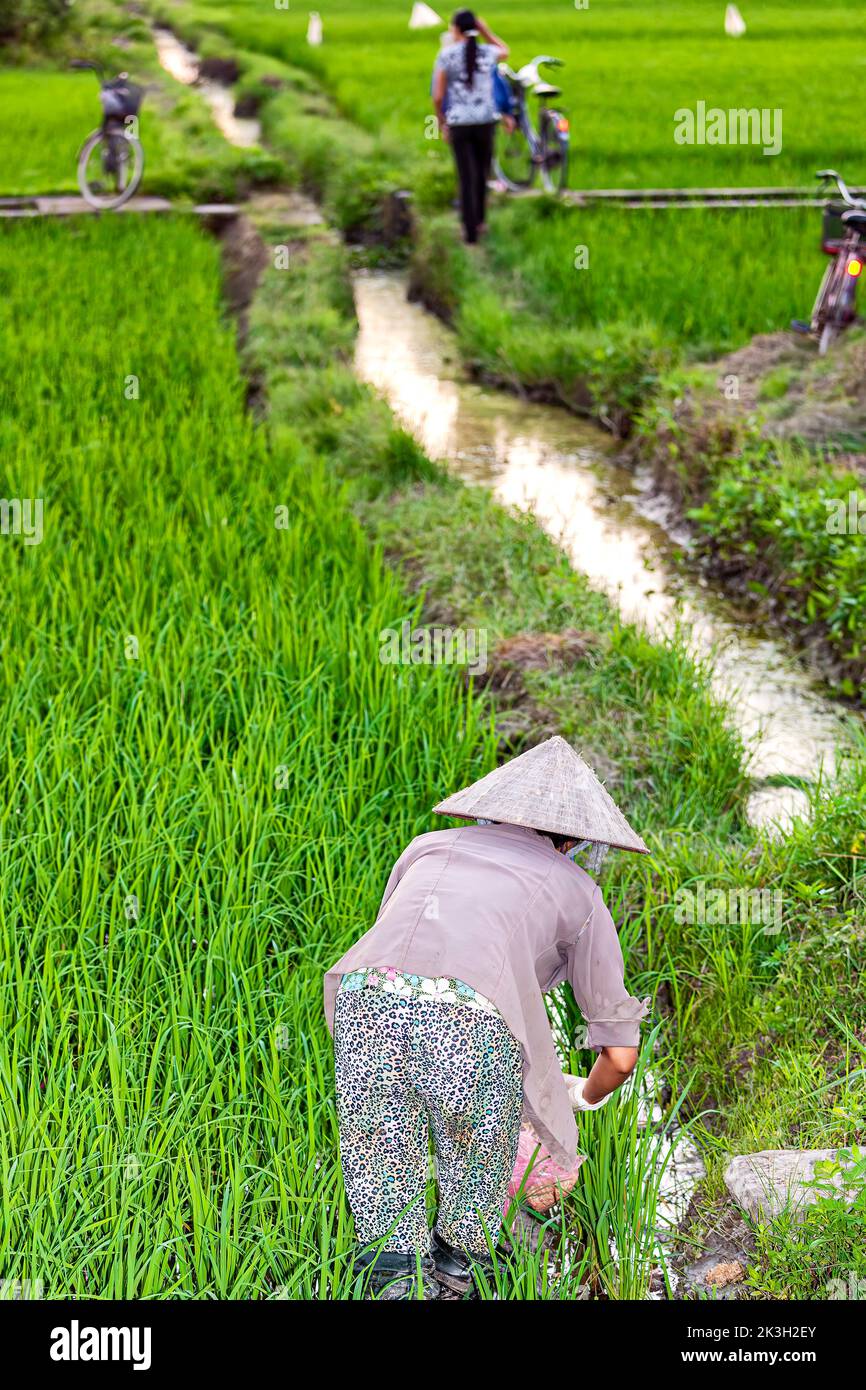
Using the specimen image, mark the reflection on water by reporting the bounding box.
[154,27,262,148]
[353,271,851,829]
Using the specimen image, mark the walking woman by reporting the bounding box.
[324,736,650,1299]
[433,10,509,243]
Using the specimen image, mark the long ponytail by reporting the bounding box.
[452,9,479,87]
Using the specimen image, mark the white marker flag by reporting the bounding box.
[724,5,747,37]
[409,4,443,28]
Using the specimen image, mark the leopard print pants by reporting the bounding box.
[334,985,523,1255]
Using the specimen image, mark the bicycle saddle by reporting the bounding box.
[533,83,562,98]
[842,208,866,230]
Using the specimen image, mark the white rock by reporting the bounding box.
[724,1148,854,1222]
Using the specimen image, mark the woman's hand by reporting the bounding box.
[476,15,509,58]
[564,1074,610,1112]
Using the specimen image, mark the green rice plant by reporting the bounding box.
[482,199,822,359]
[0,72,98,193]
[567,1027,696,1299]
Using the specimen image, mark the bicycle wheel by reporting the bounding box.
[810,258,840,331]
[493,120,535,191]
[818,320,841,355]
[819,279,855,354]
[538,114,569,194]
[813,256,852,354]
[77,128,144,210]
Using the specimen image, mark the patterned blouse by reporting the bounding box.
[436,41,499,126]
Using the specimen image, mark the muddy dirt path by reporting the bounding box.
[353,271,853,831]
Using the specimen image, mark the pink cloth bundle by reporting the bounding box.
[504,1124,586,1215]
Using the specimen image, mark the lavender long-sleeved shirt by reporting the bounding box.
[324,821,648,1168]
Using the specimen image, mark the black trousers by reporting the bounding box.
[449,122,495,243]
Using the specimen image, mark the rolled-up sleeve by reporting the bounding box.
[568,887,649,1050]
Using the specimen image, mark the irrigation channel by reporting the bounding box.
[353,272,854,831]
[153,27,260,147]
[153,26,855,1293]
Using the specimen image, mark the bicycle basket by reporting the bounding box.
[100,78,144,120]
[822,201,848,253]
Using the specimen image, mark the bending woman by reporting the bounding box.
[324,735,650,1299]
[433,10,509,244]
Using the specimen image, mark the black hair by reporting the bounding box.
[452,9,478,87]
[542,831,573,851]
[480,823,574,851]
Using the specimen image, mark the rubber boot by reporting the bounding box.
[353,1249,439,1301]
[430,1230,493,1299]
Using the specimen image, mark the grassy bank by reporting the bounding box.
[636,335,866,699]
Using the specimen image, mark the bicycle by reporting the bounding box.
[792,168,866,355]
[71,60,145,211]
[492,55,570,195]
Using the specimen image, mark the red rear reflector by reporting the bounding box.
[847,258,863,277]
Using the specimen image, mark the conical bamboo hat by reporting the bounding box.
[433,735,649,853]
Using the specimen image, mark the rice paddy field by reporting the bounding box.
[152,0,866,187]
[0,213,489,1296]
[0,72,101,193]
[1,0,865,1315]
[143,0,865,362]
[2,208,864,1303]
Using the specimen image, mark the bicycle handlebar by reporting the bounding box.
[816,168,865,208]
[527,55,564,70]
[511,54,565,90]
[70,58,106,82]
